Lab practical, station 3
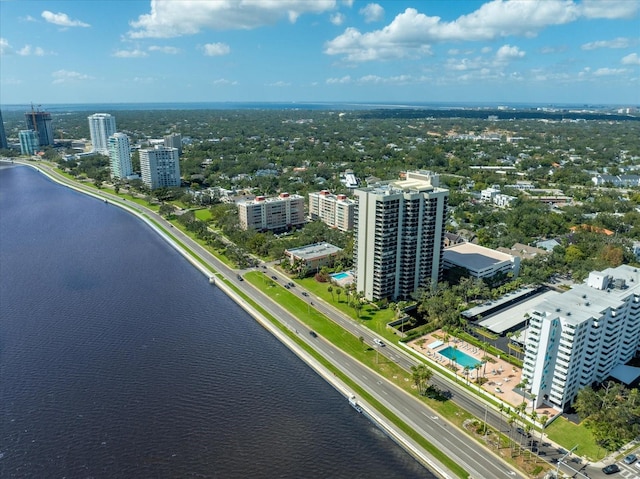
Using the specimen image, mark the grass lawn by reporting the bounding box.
[194,208,212,221]
[297,276,397,336]
[545,416,604,461]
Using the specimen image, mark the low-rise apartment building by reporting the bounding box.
[308,190,355,232]
[238,193,305,232]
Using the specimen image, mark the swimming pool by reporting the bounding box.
[438,346,481,369]
[330,272,351,281]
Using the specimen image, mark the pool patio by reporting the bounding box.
[407,330,557,420]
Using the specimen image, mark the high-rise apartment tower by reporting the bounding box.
[0,110,8,150]
[139,145,181,190]
[88,113,117,155]
[354,171,449,301]
[108,133,132,179]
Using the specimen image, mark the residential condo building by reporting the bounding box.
[308,190,355,232]
[108,133,132,179]
[238,193,305,232]
[163,133,182,155]
[139,145,181,190]
[88,113,117,155]
[0,110,8,150]
[354,171,449,301]
[19,130,40,156]
[522,265,640,412]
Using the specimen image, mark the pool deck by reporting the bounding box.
[329,272,354,287]
[408,330,557,420]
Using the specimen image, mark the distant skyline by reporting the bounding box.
[1,0,639,106]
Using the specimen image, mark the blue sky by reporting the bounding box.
[1,0,639,106]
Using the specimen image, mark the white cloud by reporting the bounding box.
[203,43,230,56]
[17,45,46,56]
[330,13,346,26]
[149,45,180,54]
[41,10,90,28]
[325,0,620,62]
[133,76,155,83]
[359,3,384,23]
[593,67,627,76]
[326,75,352,84]
[113,49,148,58]
[0,38,12,56]
[579,0,640,19]
[621,53,640,65]
[1,39,47,56]
[52,69,94,84]
[129,0,336,38]
[213,78,238,85]
[495,44,525,63]
[582,37,631,50]
[267,81,291,87]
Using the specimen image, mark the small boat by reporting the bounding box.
[349,395,363,413]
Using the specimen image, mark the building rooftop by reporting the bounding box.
[534,264,640,326]
[444,242,515,271]
[285,242,342,260]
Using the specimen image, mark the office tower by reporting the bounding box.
[88,113,117,155]
[354,171,449,301]
[238,193,306,232]
[19,130,40,155]
[0,110,8,150]
[308,190,355,232]
[108,133,132,179]
[139,145,181,189]
[522,265,640,412]
[163,133,182,155]
[24,108,54,146]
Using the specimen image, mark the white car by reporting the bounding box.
[373,338,385,347]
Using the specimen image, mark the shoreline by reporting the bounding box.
[3,159,455,479]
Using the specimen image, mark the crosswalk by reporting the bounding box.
[619,464,640,479]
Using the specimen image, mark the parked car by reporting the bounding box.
[623,454,637,465]
[602,464,620,475]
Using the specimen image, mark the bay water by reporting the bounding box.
[0,164,432,478]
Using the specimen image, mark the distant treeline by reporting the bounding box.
[355,108,640,122]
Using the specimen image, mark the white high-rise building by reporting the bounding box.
[139,145,181,190]
[522,265,640,412]
[354,171,449,301]
[88,113,116,155]
[108,133,132,179]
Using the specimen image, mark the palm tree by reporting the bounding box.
[507,415,516,453]
[473,363,482,383]
[336,287,342,303]
[327,285,334,301]
[463,365,471,385]
[411,364,433,396]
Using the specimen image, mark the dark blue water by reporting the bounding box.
[0,165,432,478]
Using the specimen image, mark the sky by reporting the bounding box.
[1,0,639,106]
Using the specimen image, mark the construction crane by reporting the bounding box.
[30,103,41,133]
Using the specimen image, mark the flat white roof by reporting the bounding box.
[478,290,559,334]
[285,242,342,260]
[444,243,514,271]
